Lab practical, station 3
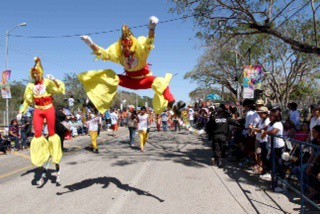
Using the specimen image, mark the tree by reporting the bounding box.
[184,34,320,109]
[170,0,320,55]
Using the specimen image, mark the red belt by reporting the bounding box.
[34,96,53,106]
[125,65,151,78]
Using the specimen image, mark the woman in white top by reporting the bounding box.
[309,105,320,141]
[137,106,150,152]
[253,107,270,174]
[261,108,285,190]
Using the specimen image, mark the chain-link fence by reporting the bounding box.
[0,111,19,127]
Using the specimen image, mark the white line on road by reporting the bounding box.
[106,161,151,214]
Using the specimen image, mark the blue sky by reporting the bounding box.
[0,0,203,104]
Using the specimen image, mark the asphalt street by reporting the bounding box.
[0,127,300,213]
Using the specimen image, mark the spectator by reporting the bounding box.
[283,119,296,139]
[9,119,20,151]
[67,95,75,112]
[306,125,320,200]
[288,102,301,130]
[261,108,285,192]
[110,109,119,135]
[187,105,195,126]
[137,106,150,152]
[0,132,7,155]
[20,114,31,150]
[172,114,180,132]
[105,110,111,131]
[253,106,270,175]
[127,107,138,147]
[55,108,68,151]
[242,99,260,161]
[309,105,320,141]
[294,122,309,142]
[160,110,169,132]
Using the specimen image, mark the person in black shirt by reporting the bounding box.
[210,107,229,168]
[20,115,31,149]
[210,107,241,168]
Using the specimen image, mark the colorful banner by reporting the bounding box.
[243,65,265,99]
[1,70,12,99]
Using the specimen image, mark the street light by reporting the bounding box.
[5,22,27,126]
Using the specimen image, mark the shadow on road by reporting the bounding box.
[56,176,165,202]
[21,168,58,187]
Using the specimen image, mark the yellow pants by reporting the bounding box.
[89,131,98,150]
[139,131,149,149]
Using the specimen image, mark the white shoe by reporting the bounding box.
[259,173,271,179]
[37,177,45,188]
[53,171,61,183]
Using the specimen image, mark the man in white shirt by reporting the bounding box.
[288,102,300,130]
[160,110,169,132]
[188,105,195,126]
[110,109,119,135]
[67,95,75,112]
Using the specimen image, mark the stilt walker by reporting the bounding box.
[17,57,65,187]
[79,16,184,115]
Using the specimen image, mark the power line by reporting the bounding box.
[269,0,298,25]
[277,0,312,28]
[9,15,193,39]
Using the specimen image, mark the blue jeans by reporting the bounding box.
[10,136,20,149]
[128,127,136,145]
[21,131,28,147]
[162,121,168,132]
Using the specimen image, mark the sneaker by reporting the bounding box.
[37,177,45,188]
[93,149,99,154]
[259,173,271,179]
[130,143,135,147]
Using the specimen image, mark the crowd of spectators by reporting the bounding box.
[189,98,320,203]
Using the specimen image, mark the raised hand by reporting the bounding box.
[80,35,94,47]
[149,16,159,30]
[46,74,56,81]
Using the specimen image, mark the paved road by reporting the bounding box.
[0,127,300,213]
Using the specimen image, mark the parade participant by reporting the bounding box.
[137,106,150,152]
[110,109,119,136]
[16,57,65,187]
[79,16,182,115]
[86,113,101,153]
[127,106,138,147]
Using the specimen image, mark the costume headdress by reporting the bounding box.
[30,57,44,81]
[120,25,137,56]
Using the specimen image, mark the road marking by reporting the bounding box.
[0,165,34,180]
[12,151,31,160]
[106,161,151,214]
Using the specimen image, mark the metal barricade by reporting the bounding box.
[271,135,320,213]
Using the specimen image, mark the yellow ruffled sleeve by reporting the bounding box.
[20,83,34,114]
[93,42,121,64]
[46,79,65,95]
[137,36,155,51]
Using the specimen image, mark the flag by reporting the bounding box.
[1,70,12,99]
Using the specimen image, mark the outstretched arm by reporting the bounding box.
[148,16,159,39]
[80,35,100,52]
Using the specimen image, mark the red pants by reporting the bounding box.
[118,75,175,103]
[33,106,56,138]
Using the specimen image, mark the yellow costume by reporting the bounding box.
[19,58,65,167]
[79,28,175,114]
